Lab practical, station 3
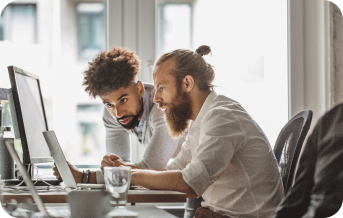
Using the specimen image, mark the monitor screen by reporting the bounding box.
[8,66,53,164]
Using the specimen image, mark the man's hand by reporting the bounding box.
[100,153,126,174]
[53,162,83,183]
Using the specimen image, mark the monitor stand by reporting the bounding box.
[3,178,61,186]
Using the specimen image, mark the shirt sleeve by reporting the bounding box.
[181,108,246,197]
[103,107,131,162]
[96,170,105,184]
[134,105,181,169]
[166,134,192,170]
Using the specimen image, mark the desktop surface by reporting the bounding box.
[2,187,187,204]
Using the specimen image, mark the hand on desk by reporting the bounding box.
[53,162,83,183]
[100,153,127,175]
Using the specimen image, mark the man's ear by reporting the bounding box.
[137,80,145,97]
[183,75,194,92]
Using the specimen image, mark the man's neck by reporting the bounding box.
[190,89,211,121]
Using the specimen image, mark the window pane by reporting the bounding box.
[77,3,105,60]
[157,0,288,147]
[0,15,3,40]
[0,0,106,168]
[193,0,288,146]
[0,4,36,43]
[158,4,192,56]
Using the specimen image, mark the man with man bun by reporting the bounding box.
[102,45,284,217]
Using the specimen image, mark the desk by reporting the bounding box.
[2,189,187,204]
[111,205,178,218]
[4,203,178,218]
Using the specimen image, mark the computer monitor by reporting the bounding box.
[7,66,53,168]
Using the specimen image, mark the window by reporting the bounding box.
[0,15,3,41]
[0,0,107,169]
[0,3,36,43]
[76,3,105,60]
[158,3,192,57]
[157,0,288,147]
[72,104,106,164]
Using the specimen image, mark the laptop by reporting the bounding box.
[42,130,105,189]
[5,140,70,217]
[5,140,138,218]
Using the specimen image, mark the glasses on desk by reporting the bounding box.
[104,166,131,208]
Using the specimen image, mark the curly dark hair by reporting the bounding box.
[83,46,141,98]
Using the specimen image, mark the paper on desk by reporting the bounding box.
[106,208,138,218]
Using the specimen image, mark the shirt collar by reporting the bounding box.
[189,90,218,133]
[140,85,151,122]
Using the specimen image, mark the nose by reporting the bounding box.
[153,92,161,104]
[114,106,125,118]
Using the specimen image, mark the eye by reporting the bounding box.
[160,87,164,91]
[121,98,128,103]
[106,103,113,108]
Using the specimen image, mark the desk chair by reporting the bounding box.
[273,110,313,194]
[273,103,343,218]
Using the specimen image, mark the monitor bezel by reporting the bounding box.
[8,66,53,165]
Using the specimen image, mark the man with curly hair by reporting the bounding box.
[53,46,182,183]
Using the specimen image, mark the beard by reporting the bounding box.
[117,97,144,130]
[159,91,193,139]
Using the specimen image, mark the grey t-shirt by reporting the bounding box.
[96,83,182,183]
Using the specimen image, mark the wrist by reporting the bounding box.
[76,170,84,183]
[90,171,97,184]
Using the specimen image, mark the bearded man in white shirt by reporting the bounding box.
[101,45,284,218]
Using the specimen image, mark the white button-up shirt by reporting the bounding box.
[167,91,284,218]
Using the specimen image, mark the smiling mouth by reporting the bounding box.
[159,107,167,113]
[119,117,133,125]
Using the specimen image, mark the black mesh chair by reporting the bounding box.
[273,110,313,195]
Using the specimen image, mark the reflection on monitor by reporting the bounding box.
[8,66,53,165]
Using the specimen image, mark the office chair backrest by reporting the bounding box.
[273,110,313,194]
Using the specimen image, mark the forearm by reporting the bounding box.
[125,163,145,170]
[131,169,196,198]
[78,171,97,184]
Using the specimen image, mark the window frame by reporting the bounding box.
[288,0,331,124]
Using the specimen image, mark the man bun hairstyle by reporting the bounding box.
[83,46,141,98]
[195,45,211,56]
[155,45,215,91]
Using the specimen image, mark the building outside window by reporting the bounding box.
[0,15,3,41]
[0,0,107,168]
[76,3,105,60]
[0,3,36,43]
[158,3,192,56]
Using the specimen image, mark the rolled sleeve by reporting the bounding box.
[181,159,212,197]
[96,170,105,184]
[166,158,185,170]
[166,134,192,170]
